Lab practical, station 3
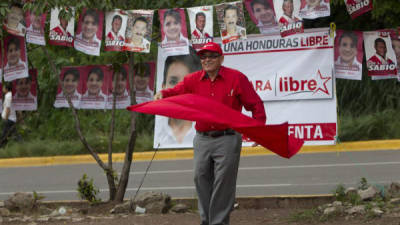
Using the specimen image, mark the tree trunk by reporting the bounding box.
[42,46,116,200]
[114,53,137,202]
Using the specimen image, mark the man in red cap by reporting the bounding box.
[155,42,265,225]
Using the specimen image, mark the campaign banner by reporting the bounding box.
[389,29,400,80]
[244,0,279,35]
[74,8,104,56]
[154,29,337,148]
[364,30,398,77]
[80,65,109,109]
[299,0,330,19]
[25,11,46,46]
[345,0,373,19]
[3,35,29,82]
[274,0,304,37]
[0,83,2,112]
[187,6,214,50]
[124,10,154,53]
[54,66,83,108]
[334,30,364,80]
[12,69,37,111]
[105,9,128,52]
[105,64,130,109]
[154,46,202,148]
[49,7,75,47]
[0,42,2,81]
[159,8,189,55]
[4,3,26,37]
[215,1,247,44]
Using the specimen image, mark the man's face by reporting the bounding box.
[112,18,122,34]
[224,9,238,30]
[87,72,103,96]
[82,15,98,40]
[164,15,181,41]
[16,78,31,97]
[60,18,68,29]
[199,51,224,75]
[134,74,149,92]
[306,0,321,8]
[253,3,274,24]
[195,15,206,31]
[113,73,127,96]
[7,43,20,66]
[282,1,294,17]
[63,74,78,95]
[164,62,189,89]
[392,39,400,66]
[375,41,387,58]
[339,36,357,63]
[7,6,23,27]
[132,20,147,40]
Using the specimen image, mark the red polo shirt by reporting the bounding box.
[161,66,266,132]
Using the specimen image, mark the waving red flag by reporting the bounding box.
[127,94,304,158]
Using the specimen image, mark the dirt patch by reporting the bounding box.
[2,204,400,225]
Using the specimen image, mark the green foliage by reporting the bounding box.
[33,191,46,202]
[358,177,369,190]
[333,184,346,202]
[289,208,319,223]
[77,174,101,203]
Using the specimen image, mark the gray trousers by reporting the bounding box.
[193,132,242,225]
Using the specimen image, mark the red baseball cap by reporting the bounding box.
[197,42,223,56]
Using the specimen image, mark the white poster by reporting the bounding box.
[187,6,214,50]
[154,29,337,148]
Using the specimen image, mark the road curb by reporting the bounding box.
[0,139,399,168]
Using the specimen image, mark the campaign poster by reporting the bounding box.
[12,69,37,111]
[390,29,400,80]
[334,30,364,80]
[0,42,2,81]
[123,10,154,53]
[79,65,109,109]
[49,7,75,47]
[134,62,155,104]
[364,30,397,78]
[104,9,128,52]
[0,83,2,112]
[299,0,330,19]
[187,6,214,50]
[244,0,279,35]
[154,46,202,148]
[345,0,373,19]
[105,64,130,109]
[54,66,83,108]
[159,8,189,55]
[74,8,104,56]
[25,11,47,46]
[3,35,29,82]
[215,1,247,44]
[4,3,26,37]
[273,0,304,37]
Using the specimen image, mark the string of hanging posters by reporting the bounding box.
[0,0,399,111]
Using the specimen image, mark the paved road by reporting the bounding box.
[0,150,399,201]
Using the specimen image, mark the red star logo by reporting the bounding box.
[313,69,331,95]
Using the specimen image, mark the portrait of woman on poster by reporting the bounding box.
[57,68,81,100]
[155,48,201,146]
[14,76,36,103]
[83,67,106,100]
[161,9,188,45]
[4,37,26,71]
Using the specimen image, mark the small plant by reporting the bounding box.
[358,177,369,190]
[333,184,346,202]
[289,208,319,222]
[33,191,45,201]
[77,174,101,203]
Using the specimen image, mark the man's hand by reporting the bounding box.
[154,92,163,100]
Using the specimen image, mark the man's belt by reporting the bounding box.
[197,129,236,138]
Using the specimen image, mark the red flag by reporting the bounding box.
[127,94,304,158]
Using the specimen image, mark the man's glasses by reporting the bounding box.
[199,54,220,60]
